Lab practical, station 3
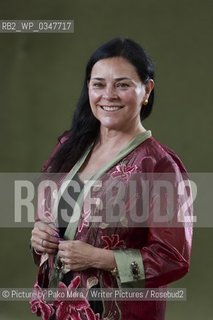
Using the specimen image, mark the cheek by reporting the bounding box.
[88,89,101,105]
[120,91,139,104]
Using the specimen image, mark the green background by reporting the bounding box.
[0,0,212,319]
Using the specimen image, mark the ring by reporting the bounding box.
[61,259,67,269]
[41,239,44,247]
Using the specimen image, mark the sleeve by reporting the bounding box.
[113,156,193,288]
[31,131,70,266]
[114,249,145,288]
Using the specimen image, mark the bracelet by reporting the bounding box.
[110,266,118,277]
[29,243,42,256]
[34,249,43,255]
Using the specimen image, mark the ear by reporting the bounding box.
[145,79,155,99]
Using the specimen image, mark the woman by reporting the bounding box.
[30,38,193,320]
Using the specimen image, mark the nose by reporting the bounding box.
[102,84,118,100]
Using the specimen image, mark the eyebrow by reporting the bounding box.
[90,77,132,81]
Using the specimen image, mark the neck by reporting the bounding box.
[97,123,146,150]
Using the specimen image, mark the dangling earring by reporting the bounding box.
[143,99,148,106]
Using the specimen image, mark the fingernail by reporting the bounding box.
[52,226,60,233]
[48,222,59,230]
[54,233,60,237]
[53,232,60,238]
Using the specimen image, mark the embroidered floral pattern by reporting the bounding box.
[84,308,100,320]
[78,208,91,233]
[86,276,99,289]
[101,234,126,249]
[54,276,89,319]
[54,276,100,320]
[30,282,54,320]
[30,276,100,320]
[110,163,138,181]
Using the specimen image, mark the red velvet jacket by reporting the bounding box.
[31,131,193,320]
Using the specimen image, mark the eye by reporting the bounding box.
[91,82,104,88]
[116,82,130,88]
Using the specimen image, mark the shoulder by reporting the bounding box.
[41,130,70,172]
[135,136,187,174]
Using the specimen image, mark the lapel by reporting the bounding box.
[49,130,151,287]
[60,130,152,241]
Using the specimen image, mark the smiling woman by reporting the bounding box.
[30,38,193,320]
[88,57,154,135]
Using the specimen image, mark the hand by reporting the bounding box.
[58,240,97,271]
[31,221,60,255]
[58,240,116,272]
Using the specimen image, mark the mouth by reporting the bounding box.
[99,105,125,112]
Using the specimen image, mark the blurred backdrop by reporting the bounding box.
[0,0,212,319]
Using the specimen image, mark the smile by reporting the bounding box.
[100,105,124,111]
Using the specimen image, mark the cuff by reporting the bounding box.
[113,249,145,288]
[29,243,41,266]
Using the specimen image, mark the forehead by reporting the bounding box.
[90,57,140,81]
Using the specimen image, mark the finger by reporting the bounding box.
[59,254,86,271]
[37,238,59,250]
[31,234,59,256]
[32,229,60,244]
[35,219,59,230]
[31,240,57,255]
[32,231,59,246]
[60,260,72,271]
[60,257,72,268]
[36,245,58,255]
[36,221,59,236]
[58,249,70,258]
[58,240,73,250]
[34,221,59,235]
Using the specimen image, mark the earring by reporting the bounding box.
[143,99,148,106]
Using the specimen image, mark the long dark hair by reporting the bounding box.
[50,38,155,172]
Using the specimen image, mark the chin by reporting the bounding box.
[100,121,122,131]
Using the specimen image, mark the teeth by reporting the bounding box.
[101,106,122,111]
